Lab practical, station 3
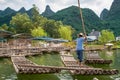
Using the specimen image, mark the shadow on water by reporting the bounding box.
[17,74,59,80]
[73,75,113,80]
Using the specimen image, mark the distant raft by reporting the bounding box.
[85,51,112,64]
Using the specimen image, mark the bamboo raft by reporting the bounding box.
[11,55,95,74]
[85,51,112,64]
[11,55,61,74]
[60,51,118,75]
[70,48,112,64]
[11,55,119,75]
[0,47,71,57]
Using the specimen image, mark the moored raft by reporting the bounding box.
[73,68,119,75]
[60,51,118,75]
[85,59,112,64]
[11,54,119,75]
[85,51,112,64]
[0,46,71,57]
[11,55,62,74]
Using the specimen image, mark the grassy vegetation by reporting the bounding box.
[63,41,120,50]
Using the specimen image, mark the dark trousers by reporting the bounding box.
[76,50,83,62]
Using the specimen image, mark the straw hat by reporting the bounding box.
[79,33,83,36]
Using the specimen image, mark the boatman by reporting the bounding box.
[76,32,87,65]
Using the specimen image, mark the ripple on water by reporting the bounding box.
[1,76,5,79]
[115,78,120,80]
[110,74,120,80]
[11,74,17,79]
[5,79,12,80]
[56,70,73,80]
[4,74,17,80]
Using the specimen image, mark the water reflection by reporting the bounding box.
[17,74,59,80]
[106,51,113,57]
[56,70,73,80]
[110,49,120,80]
[0,58,17,80]
[0,50,120,80]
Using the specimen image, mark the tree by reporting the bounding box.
[8,27,16,33]
[58,25,73,41]
[31,4,45,28]
[31,27,47,37]
[10,13,33,33]
[98,30,115,44]
[42,20,60,38]
[0,24,9,30]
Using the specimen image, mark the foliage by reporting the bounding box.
[31,5,61,38]
[1,1,120,37]
[104,20,120,36]
[31,27,47,37]
[10,13,33,33]
[47,6,103,38]
[98,30,115,44]
[0,24,16,33]
[42,20,60,38]
[62,41,76,48]
[8,27,16,33]
[58,25,72,41]
[0,24,9,30]
[8,5,74,39]
[31,4,43,28]
[115,41,120,48]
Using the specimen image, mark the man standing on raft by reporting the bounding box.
[76,33,87,65]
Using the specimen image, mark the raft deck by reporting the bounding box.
[60,51,118,75]
[85,51,112,64]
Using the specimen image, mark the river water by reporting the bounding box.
[0,49,120,80]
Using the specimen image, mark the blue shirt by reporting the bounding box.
[76,37,85,50]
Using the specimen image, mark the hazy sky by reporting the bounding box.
[0,0,114,16]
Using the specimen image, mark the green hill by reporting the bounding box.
[100,8,109,20]
[100,0,120,36]
[0,0,120,36]
[43,6,103,35]
[107,0,120,20]
[42,5,55,17]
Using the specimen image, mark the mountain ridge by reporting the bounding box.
[42,5,55,17]
[18,7,26,13]
[0,7,16,17]
[43,5,103,35]
[100,8,109,20]
[0,0,120,36]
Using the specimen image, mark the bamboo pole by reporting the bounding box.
[78,0,86,36]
